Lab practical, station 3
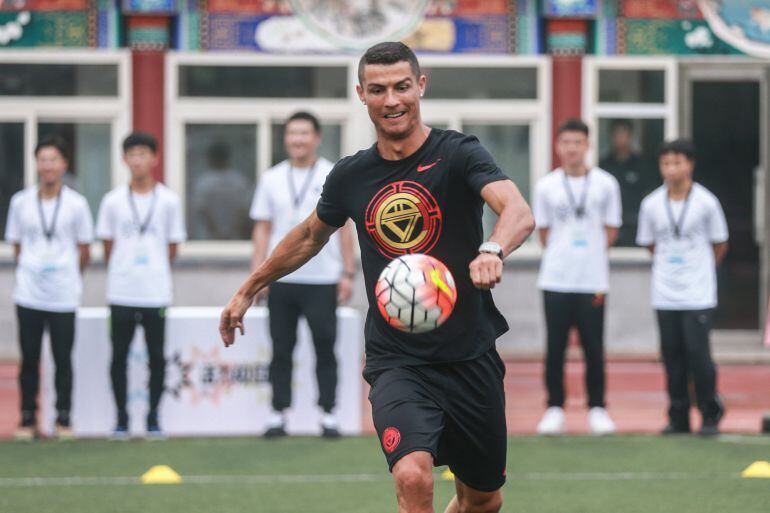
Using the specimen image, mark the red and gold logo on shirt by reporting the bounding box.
[365,181,442,258]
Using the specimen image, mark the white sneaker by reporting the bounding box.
[588,407,616,435]
[536,407,565,435]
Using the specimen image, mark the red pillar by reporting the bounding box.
[546,18,587,170]
[131,50,165,182]
[551,56,583,169]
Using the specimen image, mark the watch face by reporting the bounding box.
[290,0,431,50]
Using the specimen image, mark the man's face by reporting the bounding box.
[659,152,694,184]
[123,145,158,180]
[36,146,67,187]
[356,61,426,140]
[284,119,321,162]
[556,130,589,168]
[611,126,632,153]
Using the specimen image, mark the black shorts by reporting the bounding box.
[368,348,507,492]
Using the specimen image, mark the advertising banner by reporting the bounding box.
[40,307,364,437]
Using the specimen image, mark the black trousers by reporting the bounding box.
[16,305,75,418]
[109,305,166,423]
[267,282,338,413]
[543,291,607,408]
[656,309,720,427]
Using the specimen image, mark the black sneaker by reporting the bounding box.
[14,411,37,442]
[322,426,341,439]
[661,423,690,435]
[699,399,725,437]
[263,425,287,438]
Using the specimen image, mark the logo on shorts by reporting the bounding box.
[365,181,442,258]
[382,426,401,454]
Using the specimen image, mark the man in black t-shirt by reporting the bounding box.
[599,119,659,246]
[221,42,534,513]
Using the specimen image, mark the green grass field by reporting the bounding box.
[1,435,769,513]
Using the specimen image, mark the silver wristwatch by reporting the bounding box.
[478,241,504,260]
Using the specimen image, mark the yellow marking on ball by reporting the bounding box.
[430,269,453,298]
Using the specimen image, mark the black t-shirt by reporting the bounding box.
[316,128,510,378]
[599,152,660,247]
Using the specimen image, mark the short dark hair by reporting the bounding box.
[609,119,633,133]
[206,141,231,167]
[123,131,158,154]
[35,134,70,163]
[285,111,321,134]
[557,118,589,136]
[358,42,421,84]
[658,138,695,161]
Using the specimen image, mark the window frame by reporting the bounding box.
[0,50,131,257]
[583,56,679,261]
[166,53,551,256]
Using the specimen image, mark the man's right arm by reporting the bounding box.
[250,220,272,303]
[220,210,338,346]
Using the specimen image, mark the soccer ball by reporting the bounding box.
[375,254,457,333]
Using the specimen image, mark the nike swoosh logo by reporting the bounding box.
[416,159,442,173]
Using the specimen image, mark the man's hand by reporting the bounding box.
[337,276,354,304]
[219,292,254,347]
[469,253,503,290]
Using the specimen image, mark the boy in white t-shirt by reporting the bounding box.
[5,135,93,440]
[533,119,622,435]
[96,132,186,439]
[636,139,728,436]
[250,112,356,438]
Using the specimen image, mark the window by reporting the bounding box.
[584,58,678,248]
[463,123,531,237]
[179,65,348,98]
[596,118,664,247]
[0,64,118,96]
[598,69,665,103]
[0,123,24,240]
[424,67,538,100]
[0,51,130,241]
[185,124,257,241]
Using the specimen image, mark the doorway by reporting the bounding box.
[683,64,766,330]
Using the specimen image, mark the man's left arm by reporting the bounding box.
[470,180,535,290]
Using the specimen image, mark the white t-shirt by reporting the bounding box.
[250,158,342,284]
[5,185,93,312]
[636,183,728,310]
[96,183,186,307]
[534,167,623,293]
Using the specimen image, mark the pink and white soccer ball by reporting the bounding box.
[375,253,457,334]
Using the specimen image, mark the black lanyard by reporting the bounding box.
[563,170,590,218]
[287,160,318,208]
[128,186,157,235]
[37,188,62,242]
[665,185,692,239]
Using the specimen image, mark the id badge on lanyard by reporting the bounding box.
[667,238,689,265]
[40,242,59,273]
[571,217,589,248]
[133,235,151,266]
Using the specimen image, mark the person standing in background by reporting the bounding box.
[599,119,659,247]
[636,139,728,436]
[533,119,622,436]
[5,135,93,440]
[250,111,356,438]
[96,132,186,440]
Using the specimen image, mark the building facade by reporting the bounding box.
[1,0,769,358]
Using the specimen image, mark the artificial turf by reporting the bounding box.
[0,435,768,513]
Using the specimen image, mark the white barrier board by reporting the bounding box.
[40,306,363,437]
